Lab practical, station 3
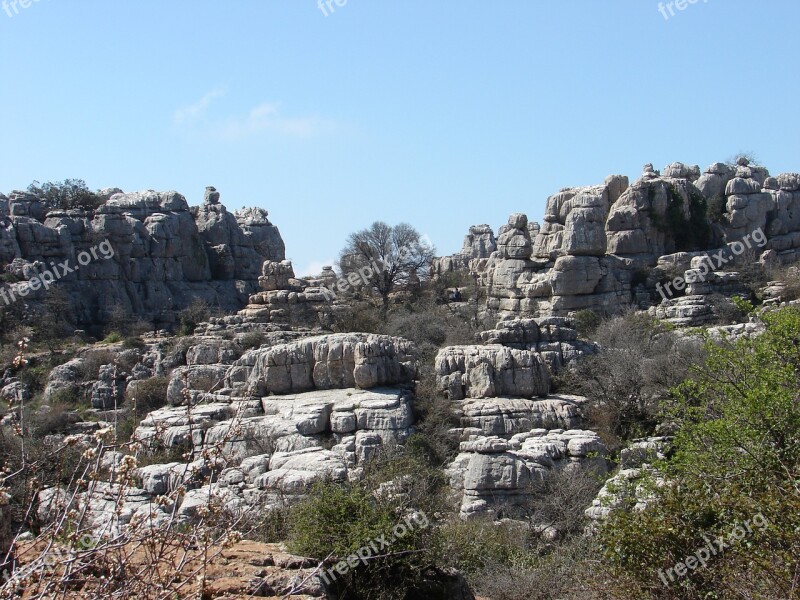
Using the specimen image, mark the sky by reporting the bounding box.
[1,1,799,277]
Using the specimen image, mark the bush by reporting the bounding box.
[435,517,532,577]
[569,311,704,451]
[28,402,82,437]
[178,300,211,336]
[573,309,601,337]
[102,331,123,344]
[238,331,266,351]
[472,536,604,600]
[708,294,749,325]
[598,306,800,599]
[78,349,117,380]
[125,376,169,417]
[26,179,105,211]
[287,450,447,600]
[123,336,146,350]
[330,301,383,334]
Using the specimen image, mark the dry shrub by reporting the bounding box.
[0,363,278,600]
[78,349,117,381]
[473,535,605,600]
[568,311,704,452]
[124,376,169,417]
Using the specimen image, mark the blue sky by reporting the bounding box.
[1,1,798,276]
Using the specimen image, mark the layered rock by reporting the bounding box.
[436,159,800,321]
[432,224,496,276]
[441,319,608,518]
[476,317,598,371]
[0,187,285,327]
[448,427,607,518]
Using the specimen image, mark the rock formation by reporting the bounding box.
[435,159,800,321]
[0,187,285,328]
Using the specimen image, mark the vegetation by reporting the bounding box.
[177,299,211,336]
[287,448,448,599]
[565,311,704,452]
[339,221,436,314]
[598,306,800,599]
[26,179,105,212]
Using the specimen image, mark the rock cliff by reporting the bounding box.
[0,186,285,328]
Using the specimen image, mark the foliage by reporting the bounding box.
[598,306,800,599]
[177,299,211,336]
[102,331,123,344]
[125,376,169,417]
[339,221,436,313]
[569,311,704,451]
[26,179,105,211]
[238,331,267,351]
[573,309,601,337]
[663,185,711,252]
[287,449,447,600]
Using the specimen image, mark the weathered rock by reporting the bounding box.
[0,187,286,328]
[435,345,550,400]
[242,333,417,397]
[448,429,608,518]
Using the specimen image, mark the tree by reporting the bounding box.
[338,222,435,314]
[26,179,104,211]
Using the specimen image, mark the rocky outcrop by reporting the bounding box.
[448,427,607,519]
[236,333,417,397]
[476,317,597,371]
[132,386,415,506]
[435,159,800,322]
[440,318,609,518]
[431,224,496,276]
[0,187,285,328]
[435,345,550,400]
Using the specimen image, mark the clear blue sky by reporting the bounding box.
[2,1,798,276]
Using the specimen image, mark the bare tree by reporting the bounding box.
[339,222,435,313]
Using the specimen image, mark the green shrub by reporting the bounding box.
[177,300,211,336]
[102,331,123,344]
[26,179,105,211]
[598,306,800,599]
[286,450,447,600]
[573,309,601,337]
[238,331,266,351]
[122,336,146,350]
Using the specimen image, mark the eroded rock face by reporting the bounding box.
[435,345,550,400]
[132,387,415,503]
[476,317,598,371]
[533,176,628,260]
[0,187,285,328]
[436,159,800,321]
[240,333,417,397]
[447,428,608,518]
[432,224,497,277]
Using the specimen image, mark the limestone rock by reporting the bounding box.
[435,345,550,400]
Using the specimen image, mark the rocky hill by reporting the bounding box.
[434,158,800,324]
[0,186,285,329]
[1,159,799,599]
